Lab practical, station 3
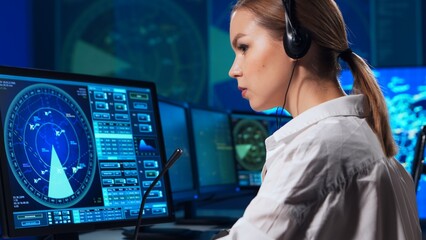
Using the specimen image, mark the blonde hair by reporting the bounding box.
[232,0,397,157]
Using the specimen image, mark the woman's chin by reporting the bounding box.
[249,102,269,112]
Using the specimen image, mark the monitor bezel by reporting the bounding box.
[0,65,175,238]
[188,104,239,196]
[158,97,200,203]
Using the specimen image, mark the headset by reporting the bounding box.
[282,0,311,59]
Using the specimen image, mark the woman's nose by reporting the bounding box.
[229,60,242,78]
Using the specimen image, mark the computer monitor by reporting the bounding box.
[0,66,175,239]
[158,98,198,202]
[230,111,291,187]
[189,106,238,195]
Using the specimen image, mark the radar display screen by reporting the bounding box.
[0,66,174,238]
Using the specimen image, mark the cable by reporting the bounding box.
[276,60,298,129]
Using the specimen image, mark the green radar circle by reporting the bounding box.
[233,119,268,171]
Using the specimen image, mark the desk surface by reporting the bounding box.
[79,223,222,240]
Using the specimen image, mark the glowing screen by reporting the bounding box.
[0,67,174,238]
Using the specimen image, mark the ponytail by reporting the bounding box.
[343,52,398,158]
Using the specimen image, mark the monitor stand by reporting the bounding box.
[174,201,236,228]
[49,232,79,240]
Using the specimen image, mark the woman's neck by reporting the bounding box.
[286,74,345,117]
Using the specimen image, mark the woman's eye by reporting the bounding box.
[237,44,248,53]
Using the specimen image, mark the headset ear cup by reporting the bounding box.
[283,26,311,59]
[282,0,311,59]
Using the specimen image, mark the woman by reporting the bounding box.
[217,0,421,239]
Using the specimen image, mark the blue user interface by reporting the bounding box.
[0,70,173,237]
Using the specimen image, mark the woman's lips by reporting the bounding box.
[238,87,247,98]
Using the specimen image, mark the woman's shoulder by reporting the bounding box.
[282,115,384,170]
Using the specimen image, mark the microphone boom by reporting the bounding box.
[132,148,183,240]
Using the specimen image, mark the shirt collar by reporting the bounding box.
[268,94,367,145]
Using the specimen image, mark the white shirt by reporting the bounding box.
[220,95,421,240]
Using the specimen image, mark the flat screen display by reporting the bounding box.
[0,66,174,238]
[189,107,238,195]
[159,99,198,202]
